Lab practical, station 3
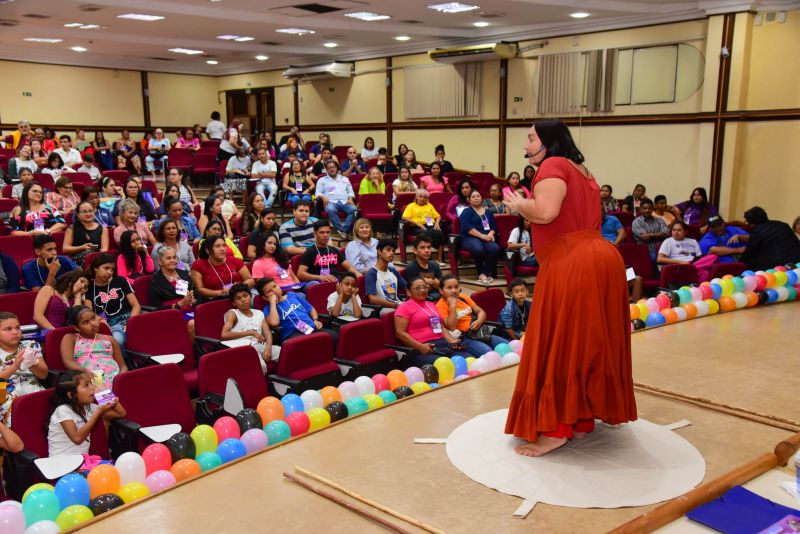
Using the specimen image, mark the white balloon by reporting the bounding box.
[693,300,710,316]
[732,292,748,309]
[501,352,520,366]
[775,286,790,302]
[24,520,61,534]
[673,307,688,321]
[354,376,376,397]
[471,358,491,373]
[300,389,323,411]
[115,451,146,485]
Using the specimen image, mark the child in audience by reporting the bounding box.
[47,370,125,458]
[365,239,406,312]
[60,306,128,390]
[436,275,505,356]
[0,312,48,424]
[507,217,537,266]
[221,283,273,373]
[258,277,337,345]
[658,220,717,282]
[326,272,363,320]
[404,234,443,302]
[653,195,682,225]
[251,234,303,290]
[499,278,531,340]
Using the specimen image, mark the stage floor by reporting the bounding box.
[79,304,799,533]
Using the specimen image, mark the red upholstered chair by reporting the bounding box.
[201,140,221,149]
[0,155,7,174]
[0,289,37,324]
[33,173,55,191]
[334,146,349,162]
[125,309,198,392]
[444,171,466,184]
[191,153,218,183]
[304,280,337,324]
[196,345,270,424]
[610,211,635,227]
[358,193,393,234]
[429,192,454,219]
[194,298,233,352]
[68,172,93,185]
[132,275,158,311]
[0,198,23,214]
[109,363,195,458]
[290,254,303,275]
[470,288,507,325]
[216,159,228,183]
[623,226,636,244]
[44,323,112,375]
[618,244,659,294]
[305,140,316,153]
[0,234,35,271]
[685,224,702,241]
[268,332,341,395]
[167,148,192,174]
[447,217,475,278]
[659,264,700,290]
[1,184,13,199]
[335,318,400,377]
[101,170,130,183]
[708,262,746,279]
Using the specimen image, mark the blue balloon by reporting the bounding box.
[216,438,247,463]
[429,383,440,389]
[280,393,304,416]
[786,271,798,286]
[741,270,755,277]
[55,473,90,509]
[450,356,468,377]
[264,420,291,445]
[766,289,779,303]
[645,311,666,327]
[494,343,511,355]
[344,397,368,416]
[377,390,397,404]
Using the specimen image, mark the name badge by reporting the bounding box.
[33,218,45,231]
[320,267,331,277]
[327,186,336,195]
[425,216,433,226]
[295,319,315,335]
[175,279,189,296]
[430,315,443,334]
[223,283,233,290]
[138,215,146,224]
[276,266,290,279]
[481,216,490,231]
[296,181,304,192]
[179,231,189,242]
[626,267,636,282]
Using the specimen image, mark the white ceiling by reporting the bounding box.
[0,0,798,75]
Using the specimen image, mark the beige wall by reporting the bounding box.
[298,59,386,125]
[148,73,220,128]
[395,128,499,174]
[302,130,388,153]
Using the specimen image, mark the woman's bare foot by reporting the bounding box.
[514,436,568,457]
[573,431,587,440]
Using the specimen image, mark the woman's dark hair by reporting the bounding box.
[169,168,185,183]
[100,176,116,193]
[80,186,99,202]
[123,178,145,207]
[506,172,521,186]
[441,274,458,287]
[533,119,585,164]
[523,165,535,178]
[669,220,688,232]
[364,136,374,149]
[455,178,474,205]
[19,181,44,230]
[200,235,226,260]
[88,252,116,278]
[203,195,220,219]
[241,193,262,235]
[202,219,225,240]
[396,144,408,157]
[744,206,768,226]
[689,187,709,207]
[435,144,445,154]
[119,230,147,274]
[601,184,613,193]
[164,197,183,218]
[50,370,90,423]
[515,216,528,243]
[211,111,221,120]
[405,150,419,168]
[654,194,667,204]
[47,152,64,169]
[255,233,289,268]
[428,161,443,179]
[156,219,178,244]
[54,269,90,296]
[94,131,106,143]
[163,184,181,204]
[72,200,96,241]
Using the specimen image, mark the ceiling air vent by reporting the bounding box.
[429,42,517,64]
[260,41,281,46]
[22,13,50,19]
[0,19,20,26]
[148,57,176,61]
[283,61,354,81]
[295,3,342,14]
[78,4,105,12]
[400,20,422,24]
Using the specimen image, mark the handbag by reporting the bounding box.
[458,297,493,343]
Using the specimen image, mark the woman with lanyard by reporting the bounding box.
[150,246,196,340]
[113,199,156,246]
[81,186,116,228]
[199,220,242,260]
[157,198,200,244]
[113,178,156,223]
[87,252,141,351]
[458,190,501,285]
[152,219,195,271]
[157,184,194,219]
[166,168,200,210]
[62,200,109,267]
[445,178,475,226]
[251,234,303,291]
[283,159,314,206]
[344,218,378,275]
[8,181,66,236]
[190,235,254,301]
[198,195,233,237]
[483,183,508,215]
[246,209,279,260]
[394,277,469,367]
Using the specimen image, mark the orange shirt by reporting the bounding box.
[436,293,477,332]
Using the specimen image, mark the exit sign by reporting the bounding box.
[22,91,32,97]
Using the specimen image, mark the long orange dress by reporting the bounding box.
[505,157,637,442]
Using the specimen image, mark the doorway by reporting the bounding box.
[225,88,275,141]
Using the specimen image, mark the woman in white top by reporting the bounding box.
[391,166,418,204]
[145,128,171,179]
[218,119,242,161]
[221,283,273,373]
[345,218,379,275]
[42,152,76,178]
[657,220,702,265]
[361,136,379,161]
[206,111,226,140]
[8,145,38,182]
[507,218,538,267]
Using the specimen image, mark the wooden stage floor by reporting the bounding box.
[79,303,799,533]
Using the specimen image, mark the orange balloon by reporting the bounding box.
[764,272,776,288]
[319,386,342,407]
[718,295,736,312]
[745,291,759,307]
[629,303,640,320]
[722,274,734,280]
[170,459,201,482]
[256,396,284,424]
[87,464,120,499]
[681,303,697,319]
[386,370,408,390]
[662,308,678,324]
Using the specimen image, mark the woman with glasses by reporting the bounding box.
[62,200,109,266]
[45,177,81,215]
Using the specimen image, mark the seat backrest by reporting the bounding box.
[200,140,220,148]
[69,172,93,185]
[444,171,466,184]
[429,192,453,215]
[101,170,130,183]
[167,148,192,164]
[336,318,384,358]
[394,193,415,215]
[0,235,35,271]
[0,291,37,324]
[685,224,702,241]
[0,198,19,212]
[358,193,389,214]
[192,153,217,170]
[660,264,699,289]
[380,310,401,345]
[1,184,13,199]
[50,231,65,255]
[708,262,746,279]
[132,275,153,307]
[112,364,195,433]
[494,215,519,247]
[610,211,635,227]
[290,254,303,274]
[34,173,55,191]
[305,281,337,315]
[471,288,507,322]
[618,244,656,281]
[44,327,72,372]
[334,146,349,162]
[194,299,233,338]
[198,346,267,409]
[277,332,334,377]
[126,310,195,372]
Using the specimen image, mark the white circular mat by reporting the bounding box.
[446,409,705,509]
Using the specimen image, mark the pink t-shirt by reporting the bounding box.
[251,257,295,288]
[421,175,447,194]
[395,298,444,344]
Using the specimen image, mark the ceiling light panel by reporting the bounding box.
[23,37,63,43]
[276,28,315,35]
[168,47,204,55]
[255,55,269,60]
[395,35,410,41]
[344,11,390,21]
[570,12,590,18]
[117,13,165,21]
[428,3,479,14]
[71,46,88,52]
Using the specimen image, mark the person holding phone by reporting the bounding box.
[62,201,109,267]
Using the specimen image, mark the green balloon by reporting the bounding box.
[377,390,397,404]
[344,397,368,416]
[23,489,61,526]
[362,394,384,411]
[190,424,219,456]
[55,505,94,530]
[195,451,223,472]
[264,420,291,445]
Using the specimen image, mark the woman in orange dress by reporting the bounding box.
[503,120,637,457]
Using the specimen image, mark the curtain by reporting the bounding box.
[404,63,481,119]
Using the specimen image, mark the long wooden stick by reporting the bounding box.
[284,471,414,534]
[610,434,800,534]
[294,466,447,534]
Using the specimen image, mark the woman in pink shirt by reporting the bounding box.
[175,128,200,152]
[251,234,302,290]
[116,230,155,283]
[502,171,530,199]
[420,161,451,194]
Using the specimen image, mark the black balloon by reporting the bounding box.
[667,291,680,308]
[166,432,196,463]
[755,290,769,305]
[421,364,439,384]
[393,386,414,399]
[325,401,348,422]
[89,493,125,515]
[632,319,646,331]
[235,408,263,433]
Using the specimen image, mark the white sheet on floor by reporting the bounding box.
[446,409,705,509]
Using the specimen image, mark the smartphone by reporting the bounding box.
[90,243,99,249]
[94,389,116,405]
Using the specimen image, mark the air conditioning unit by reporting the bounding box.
[428,42,517,64]
[282,62,354,81]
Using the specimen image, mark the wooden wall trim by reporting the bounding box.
[498,59,508,177]
[292,81,300,127]
[710,13,736,206]
[141,71,151,130]
[386,57,393,153]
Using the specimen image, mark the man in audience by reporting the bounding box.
[499,278,531,340]
[740,206,800,270]
[315,159,357,238]
[4,120,32,149]
[632,198,668,261]
[652,195,682,225]
[404,234,443,302]
[601,209,626,246]
[297,220,358,288]
[365,239,407,312]
[433,144,454,174]
[698,215,747,263]
[77,153,102,181]
[22,234,78,291]
[309,145,334,180]
[340,147,367,176]
[375,151,398,174]
[251,148,278,207]
[54,135,82,167]
[279,200,317,256]
[308,133,331,161]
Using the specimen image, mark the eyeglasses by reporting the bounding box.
[78,210,94,214]
[411,285,428,292]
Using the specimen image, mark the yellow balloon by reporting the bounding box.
[56,505,94,530]
[118,482,150,504]
[636,302,649,320]
[307,408,331,431]
[465,357,476,370]
[362,394,384,411]
[720,279,734,296]
[410,382,431,394]
[22,483,54,503]
[706,299,720,315]
[433,357,455,382]
[190,424,218,456]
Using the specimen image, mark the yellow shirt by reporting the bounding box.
[402,202,440,226]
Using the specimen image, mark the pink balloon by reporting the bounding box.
[337,381,358,401]
[0,503,25,534]
[285,412,310,436]
[743,276,757,292]
[482,352,502,369]
[213,416,241,442]
[240,429,269,453]
[689,287,703,301]
[144,470,176,493]
[645,298,659,313]
[775,265,787,272]
[509,340,523,353]
[404,367,424,385]
[372,374,390,393]
[467,370,482,377]
[141,443,172,475]
[655,294,671,310]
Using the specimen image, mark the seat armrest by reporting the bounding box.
[108,418,143,460]
[124,349,154,368]
[195,392,226,426]
[333,358,363,377]
[3,449,40,500]
[267,374,302,396]
[484,320,504,329]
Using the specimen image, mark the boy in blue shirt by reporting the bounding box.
[257,277,337,345]
[22,234,77,290]
[698,215,747,263]
[499,278,531,340]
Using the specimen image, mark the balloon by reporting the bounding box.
[743,276,757,292]
[88,493,124,516]
[631,318,646,331]
[709,283,722,300]
[502,352,521,366]
[371,374,390,393]
[22,484,54,504]
[494,343,511,355]
[190,424,219,456]
[786,270,798,286]
[54,473,90,509]
[264,420,292,444]
[362,393,385,410]
[377,390,397,404]
[256,396,285,424]
[87,464,120,499]
[699,284,714,300]
[732,277,746,293]
[745,291,759,307]
[655,294,671,310]
[450,356,468,377]
[410,382,431,394]
[143,470,176,493]
[629,303,640,320]
[386,370,408,390]
[22,490,60,526]
[482,352,502,370]
[300,389,324,411]
[354,376,376,397]
[213,416,241,442]
[467,370,482,377]
[775,286,789,302]
[741,270,755,277]
[677,288,692,305]
[465,357,476,370]
[774,271,788,287]
[766,288,779,303]
[636,302,649,320]
[755,274,767,290]
[732,292,748,309]
[324,400,349,422]
[280,393,305,416]
[694,300,710,316]
[421,365,439,384]
[644,312,665,327]
[393,386,414,399]
[240,428,269,453]
[509,339,523,353]
[718,295,735,312]
[307,407,331,431]
[662,308,678,324]
[336,381,359,402]
[433,357,455,382]
[0,503,25,534]
[764,272,777,288]
[344,397,369,417]
[319,386,342,406]
[430,383,441,388]
[234,408,263,434]
[142,443,172,475]
[22,520,60,534]
[113,452,146,486]
[169,459,202,482]
[54,505,93,531]
[719,279,734,297]
[217,438,247,463]
[403,367,423,385]
[285,411,311,436]
[117,482,149,504]
[706,299,720,315]
[454,374,469,382]
[755,289,769,304]
[682,302,698,319]
[672,306,688,321]
[165,432,196,464]
[645,298,659,313]
[788,287,798,301]
[195,452,223,472]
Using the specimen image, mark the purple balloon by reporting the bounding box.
[144,470,177,493]
[240,428,269,453]
[404,367,424,385]
[0,503,25,534]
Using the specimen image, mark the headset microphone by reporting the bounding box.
[524,145,545,159]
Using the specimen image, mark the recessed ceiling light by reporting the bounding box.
[117,13,165,21]
[206,60,218,65]
[217,34,239,40]
[168,47,204,55]
[64,22,83,28]
[255,55,269,61]
[427,2,480,14]
[234,36,254,42]
[570,12,590,18]
[344,11,390,21]
[23,37,63,43]
[472,21,489,27]
[276,28,315,35]
[70,46,88,52]
[395,35,411,41]
[79,24,102,29]
[324,42,338,48]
